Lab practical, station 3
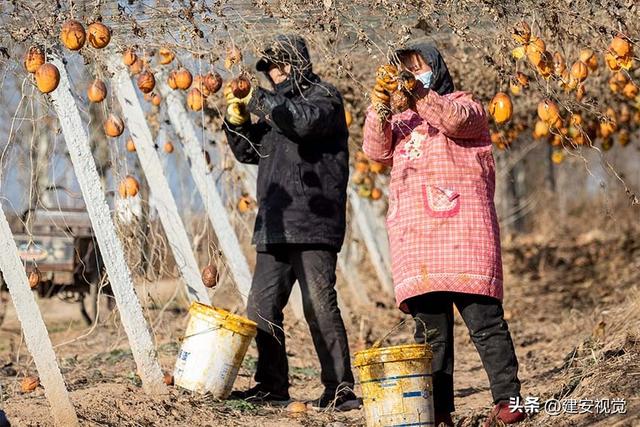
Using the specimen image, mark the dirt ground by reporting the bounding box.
[0,226,639,427]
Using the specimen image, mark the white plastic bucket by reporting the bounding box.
[173,302,257,398]
[354,344,435,426]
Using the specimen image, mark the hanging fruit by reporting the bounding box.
[525,37,545,66]
[225,45,243,69]
[579,49,598,72]
[537,99,561,126]
[163,142,174,153]
[511,21,531,44]
[552,51,566,76]
[137,71,155,93]
[237,195,254,213]
[24,46,45,73]
[608,35,633,69]
[158,48,175,65]
[187,88,204,111]
[118,175,140,198]
[28,268,41,289]
[129,57,144,75]
[126,138,136,152]
[167,70,178,90]
[150,93,161,106]
[511,46,525,60]
[576,84,586,102]
[87,79,107,103]
[192,75,211,97]
[345,109,353,127]
[60,20,86,50]
[370,188,383,200]
[201,264,218,288]
[618,129,630,146]
[175,68,193,90]
[123,48,137,66]
[622,82,638,100]
[35,63,60,93]
[20,377,39,393]
[203,72,223,94]
[231,76,251,98]
[355,160,369,173]
[104,114,124,137]
[551,150,565,164]
[570,61,588,83]
[533,120,550,139]
[369,161,384,174]
[86,22,111,49]
[488,92,513,125]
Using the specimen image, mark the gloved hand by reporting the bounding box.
[371,65,399,118]
[224,83,252,126]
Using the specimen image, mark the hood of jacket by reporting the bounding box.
[394,43,455,95]
[256,34,320,96]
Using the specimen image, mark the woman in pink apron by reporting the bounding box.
[363,44,526,427]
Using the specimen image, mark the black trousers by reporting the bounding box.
[246,244,355,395]
[406,292,521,413]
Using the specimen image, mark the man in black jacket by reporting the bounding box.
[223,34,358,411]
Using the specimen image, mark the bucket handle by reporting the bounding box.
[371,318,436,349]
[179,325,222,342]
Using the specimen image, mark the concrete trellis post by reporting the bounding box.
[107,56,211,305]
[49,54,166,395]
[158,80,252,302]
[0,210,79,427]
[348,187,394,295]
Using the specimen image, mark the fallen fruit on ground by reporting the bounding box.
[286,401,308,414]
[20,377,39,393]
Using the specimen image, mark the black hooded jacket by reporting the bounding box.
[223,35,349,251]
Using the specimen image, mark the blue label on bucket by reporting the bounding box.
[402,390,430,399]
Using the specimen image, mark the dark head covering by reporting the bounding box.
[394,43,455,95]
[256,34,319,95]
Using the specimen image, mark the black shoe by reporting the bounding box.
[229,384,290,403]
[309,388,361,412]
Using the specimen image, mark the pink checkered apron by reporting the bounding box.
[363,90,503,312]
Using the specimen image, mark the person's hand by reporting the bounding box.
[224,83,252,126]
[371,65,399,119]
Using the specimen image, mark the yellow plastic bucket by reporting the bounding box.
[173,302,257,398]
[354,344,435,426]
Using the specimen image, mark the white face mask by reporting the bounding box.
[416,71,433,89]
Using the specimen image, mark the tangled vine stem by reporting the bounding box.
[0,1,638,305]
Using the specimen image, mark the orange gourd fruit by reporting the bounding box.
[35,63,60,93]
[87,79,107,103]
[60,20,86,50]
[488,92,513,125]
[87,22,111,49]
[24,46,45,73]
